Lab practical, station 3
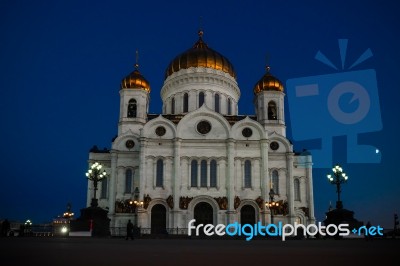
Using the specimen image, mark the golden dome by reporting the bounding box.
[120,64,150,92]
[165,31,236,79]
[253,66,284,94]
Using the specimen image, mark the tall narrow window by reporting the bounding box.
[191,160,198,187]
[268,101,277,120]
[100,178,108,199]
[244,160,252,188]
[227,98,232,115]
[272,170,279,194]
[215,94,220,113]
[294,178,300,201]
[183,93,189,113]
[128,99,137,118]
[210,160,217,187]
[200,160,207,187]
[199,92,205,107]
[156,159,163,187]
[125,169,133,193]
[171,97,175,114]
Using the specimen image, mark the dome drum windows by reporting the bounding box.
[183,93,189,113]
[199,92,205,107]
[171,97,175,114]
[214,93,220,113]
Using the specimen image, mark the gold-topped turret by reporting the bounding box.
[120,50,150,92]
[253,65,284,94]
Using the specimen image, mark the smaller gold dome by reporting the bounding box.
[253,66,284,94]
[120,65,150,92]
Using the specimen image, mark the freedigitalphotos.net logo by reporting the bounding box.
[286,39,382,168]
[188,219,384,241]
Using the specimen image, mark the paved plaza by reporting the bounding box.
[0,237,398,265]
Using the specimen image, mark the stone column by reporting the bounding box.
[172,138,182,227]
[108,151,118,218]
[226,139,236,224]
[306,157,316,224]
[260,139,269,224]
[139,135,146,196]
[286,153,295,224]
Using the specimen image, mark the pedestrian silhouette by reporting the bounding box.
[1,219,10,237]
[126,220,134,240]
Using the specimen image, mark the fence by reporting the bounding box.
[110,227,189,237]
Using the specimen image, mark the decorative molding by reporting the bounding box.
[214,197,228,210]
[179,196,193,209]
[166,195,174,209]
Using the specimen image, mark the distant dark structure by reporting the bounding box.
[324,164,362,236]
[70,162,110,237]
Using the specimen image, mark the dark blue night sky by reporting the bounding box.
[1,0,399,228]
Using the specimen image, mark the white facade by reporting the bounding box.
[86,34,315,233]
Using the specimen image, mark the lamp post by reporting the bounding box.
[266,188,279,225]
[129,187,143,226]
[85,162,108,207]
[327,164,348,209]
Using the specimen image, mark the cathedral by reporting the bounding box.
[86,30,315,234]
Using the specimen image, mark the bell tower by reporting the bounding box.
[254,66,286,136]
[118,51,150,135]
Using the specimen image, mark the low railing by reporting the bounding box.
[109,227,189,237]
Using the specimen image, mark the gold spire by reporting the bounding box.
[134,49,139,69]
[198,16,204,39]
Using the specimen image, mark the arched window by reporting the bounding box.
[294,178,300,201]
[215,93,220,113]
[191,160,198,187]
[128,99,137,118]
[268,101,277,120]
[200,160,207,187]
[244,160,251,188]
[100,178,108,199]
[199,92,205,107]
[156,159,163,187]
[125,169,133,193]
[183,93,189,113]
[210,160,217,187]
[272,170,279,194]
[227,98,232,115]
[171,97,175,114]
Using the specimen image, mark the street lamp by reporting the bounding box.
[129,187,143,226]
[85,162,108,207]
[327,164,348,209]
[266,188,279,225]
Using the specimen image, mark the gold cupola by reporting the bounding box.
[165,30,236,80]
[253,66,284,94]
[120,51,150,92]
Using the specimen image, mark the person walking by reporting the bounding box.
[126,219,134,240]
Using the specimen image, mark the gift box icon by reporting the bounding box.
[286,39,382,168]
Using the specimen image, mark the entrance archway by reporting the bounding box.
[241,205,256,235]
[194,202,213,226]
[151,204,167,234]
[241,205,256,225]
